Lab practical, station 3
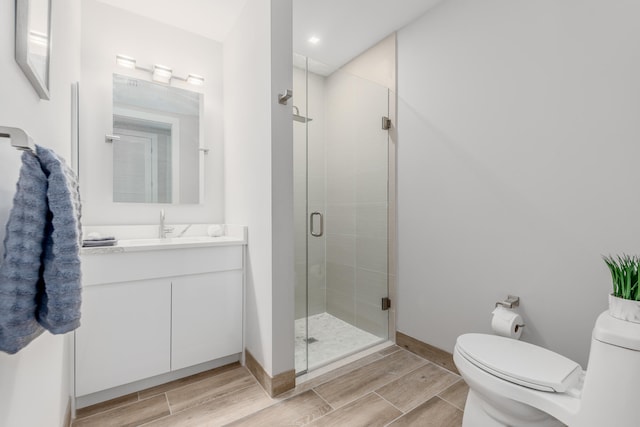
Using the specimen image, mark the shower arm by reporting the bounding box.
[292,106,313,123]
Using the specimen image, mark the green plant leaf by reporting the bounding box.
[603,254,640,300]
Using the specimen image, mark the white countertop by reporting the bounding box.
[81,224,247,254]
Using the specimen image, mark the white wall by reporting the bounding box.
[80,0,224,225]
[397,0,640,367]
[0,0,81,425]
[224,0,294,377]
[341,34,396,92]
[270,0,295,376]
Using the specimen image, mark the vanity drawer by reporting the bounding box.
[81,245,243,286]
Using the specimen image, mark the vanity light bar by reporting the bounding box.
[152,65,172,84]
[173,73,205,86]
[115,54,136,69]
[115,54,204,87]
[186,74,205,86]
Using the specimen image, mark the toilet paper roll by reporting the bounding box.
[491,306,524,339]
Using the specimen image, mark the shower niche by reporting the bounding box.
[293,47,394,375]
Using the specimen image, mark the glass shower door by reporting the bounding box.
[294,56,390,375]
[314,69,390,365]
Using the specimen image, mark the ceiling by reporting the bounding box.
[96,0,444,73]
[293,0,444,72]
[95,0,250,42]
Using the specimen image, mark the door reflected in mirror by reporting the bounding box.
[112,74,203,204]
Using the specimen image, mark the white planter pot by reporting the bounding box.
[609,294,640,323]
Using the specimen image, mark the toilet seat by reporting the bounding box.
[456,334,582,393]
[453,343,581,426]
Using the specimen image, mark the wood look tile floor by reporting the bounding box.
[73,346,468,427]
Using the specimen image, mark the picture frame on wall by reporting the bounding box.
[15,0,52,100]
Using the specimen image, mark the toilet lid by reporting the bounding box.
[456,333,582,392]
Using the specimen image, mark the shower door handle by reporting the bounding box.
[310,212,323,237]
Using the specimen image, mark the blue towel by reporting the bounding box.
[0,146,83,354]
[36,145,83,334]
[0,152,48,353]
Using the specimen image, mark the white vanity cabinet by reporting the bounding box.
[171,271,243,370]
[75,279,172,396]
[76,241,244,399]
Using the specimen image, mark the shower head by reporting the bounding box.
[293,114,312,123]
[293,105,313,123]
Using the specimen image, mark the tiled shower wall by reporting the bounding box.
[324,70,389,338]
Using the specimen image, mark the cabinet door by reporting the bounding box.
[171,271,243,370]
[75,280,171,396]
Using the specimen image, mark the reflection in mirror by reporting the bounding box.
[112,74,202,204]
[27,0,50,87]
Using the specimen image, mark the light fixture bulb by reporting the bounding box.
[186,74,205,86]
[152,64,172,84]
[308,36,320,45]
[116,54,136,69]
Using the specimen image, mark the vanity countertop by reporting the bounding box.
[81,224,247,254]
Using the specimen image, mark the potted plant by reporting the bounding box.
[603,254,640,323]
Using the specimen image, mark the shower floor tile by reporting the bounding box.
[295,312,383,373]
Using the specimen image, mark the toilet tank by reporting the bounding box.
[592,310,640,351]
[574,311,640,427]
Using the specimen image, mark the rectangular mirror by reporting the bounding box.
[112,74,202,204]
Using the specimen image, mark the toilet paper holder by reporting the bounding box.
[495,295,520,309]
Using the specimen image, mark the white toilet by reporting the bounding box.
[454,311,640,426]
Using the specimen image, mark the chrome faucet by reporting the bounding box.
[159,209,174,238]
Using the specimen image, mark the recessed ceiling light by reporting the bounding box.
[308,36,320,45]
